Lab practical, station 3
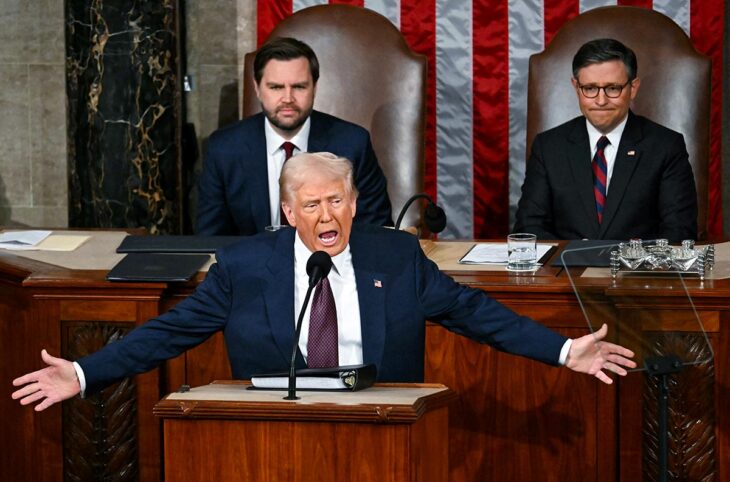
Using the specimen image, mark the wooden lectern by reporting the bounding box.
[154,381,456,482]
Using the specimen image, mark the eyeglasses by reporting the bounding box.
[577,80,632,99]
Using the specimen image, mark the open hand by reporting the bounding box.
[11,349,80,411]
[566,324,636,384]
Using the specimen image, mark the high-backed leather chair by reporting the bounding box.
[242,5,427,230]
[526,6,710,238]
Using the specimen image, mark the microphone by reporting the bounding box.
[394,193,447,234]
[285,251,333,400]
[306,250,332,287]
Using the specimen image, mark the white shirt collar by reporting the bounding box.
[293,231,349,277]
[264,116,311,156]
[585,114,628,151]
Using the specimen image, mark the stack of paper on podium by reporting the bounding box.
[0,230,90,251]
[459,242,554,264]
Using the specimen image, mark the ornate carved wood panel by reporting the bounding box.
[642,333,715,482]
[62,322,138,482]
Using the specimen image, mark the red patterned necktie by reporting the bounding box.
[307,276,339,368]
[279,142,296,226]
[281,141,295,160]
[592,136,610,223]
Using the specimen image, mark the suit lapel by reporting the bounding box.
[307,111,331,152]
[247,114,273,231]
[262,229,301,366]
[600,113,642,238]
[567,120,601,237]
[349,231,387,369]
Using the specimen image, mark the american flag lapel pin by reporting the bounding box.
[627,150,636,156]
[373,279,382,288]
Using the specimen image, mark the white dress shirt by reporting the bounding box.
[586,115,628,192]
[293,233,364,366]
[264,117,311,225]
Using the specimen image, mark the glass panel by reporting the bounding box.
[561,240,714,372]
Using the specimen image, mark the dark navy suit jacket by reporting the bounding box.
[196,110,393,235]
[79,226,567,394]
[514,111,697,242]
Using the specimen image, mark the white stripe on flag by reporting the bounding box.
[435,0,473,239]
[653,0,690,35]
[508,0,545,227]
[579,0,616,13]
[364,0,400,29]
[293,0,327,12]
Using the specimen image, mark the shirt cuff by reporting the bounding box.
[72,361,87,398]
[559,339,573,366]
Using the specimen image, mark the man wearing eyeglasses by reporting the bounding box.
[514,38,697,242]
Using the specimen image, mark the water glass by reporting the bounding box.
[507,233,537,271]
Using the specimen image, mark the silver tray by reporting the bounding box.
[610,239,714,280]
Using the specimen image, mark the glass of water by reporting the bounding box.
[506,233,537,272]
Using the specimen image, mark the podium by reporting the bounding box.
[154,381,456,482]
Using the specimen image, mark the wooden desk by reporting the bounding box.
[1,236,727,482]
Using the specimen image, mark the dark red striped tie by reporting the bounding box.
[592,136,610,223]
[307,276,339,368]
[279,142,296,226]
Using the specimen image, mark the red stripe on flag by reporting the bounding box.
[400,0,437,206]
[544,0,579,47]
[691,0,724,236]
[257,0,292,46]
[617,0,653,8]
[473,0,510,238]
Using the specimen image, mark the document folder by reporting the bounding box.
[552,240,623,267]
[117,235,245,254]
[250,364,377,391]
[107,253,209,282]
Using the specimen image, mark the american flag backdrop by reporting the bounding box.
[257,0,725,239]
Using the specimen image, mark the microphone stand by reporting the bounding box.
[395,193,446,234]
[282,251,331,400]
[395,193,430,231]
[285,282,317,400]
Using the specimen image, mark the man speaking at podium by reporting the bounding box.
[13,153,635,410]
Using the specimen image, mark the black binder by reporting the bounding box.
[116,235,246,254]
[249,364,377,392]
[552,240,623,267]
[106,253,210,282]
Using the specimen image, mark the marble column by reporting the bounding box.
[66,0,181,234]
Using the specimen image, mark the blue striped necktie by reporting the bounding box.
[592,136,610,223]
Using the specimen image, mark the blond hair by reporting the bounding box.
[279,152,358,202]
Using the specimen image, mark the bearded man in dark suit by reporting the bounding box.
[196,37,392,235]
